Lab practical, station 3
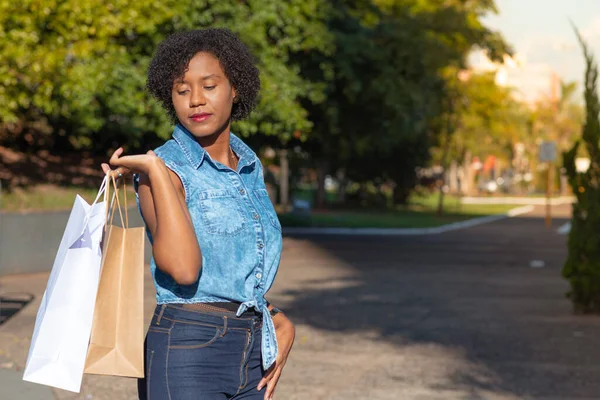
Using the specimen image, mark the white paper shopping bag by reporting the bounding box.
[23,175,109,393]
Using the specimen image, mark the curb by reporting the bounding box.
[461,196,575,206]
[282,205,535,236]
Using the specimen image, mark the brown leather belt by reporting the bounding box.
[175,302,261,318]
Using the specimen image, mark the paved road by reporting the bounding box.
[2,205,599,399]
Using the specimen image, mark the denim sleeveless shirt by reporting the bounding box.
[134,124,283,369]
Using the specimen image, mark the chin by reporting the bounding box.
[181,122,218,138]
[178,115,231,141]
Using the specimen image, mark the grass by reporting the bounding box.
[0,185,138,212]
[279,194,517,229]
[1,185,519,229]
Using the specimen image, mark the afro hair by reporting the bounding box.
[147,28,260,123]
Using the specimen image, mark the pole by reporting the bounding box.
[546,162,552,228]
[0,180,3,270]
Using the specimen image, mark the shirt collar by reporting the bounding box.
[172,124,258,170]
[173,124,207,168]
[229,131,258,170]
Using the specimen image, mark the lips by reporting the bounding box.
[189,113,212,123]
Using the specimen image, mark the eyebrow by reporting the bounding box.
[201,74,221,80]
[175,74,222,85]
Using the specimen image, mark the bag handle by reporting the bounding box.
[81,172,109,234]
[104,173,129,229]
[90,173,109,210]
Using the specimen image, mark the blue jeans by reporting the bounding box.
[138,304,265,399]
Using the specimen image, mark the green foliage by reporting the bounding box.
[168,0,334,140]
[562,27,600,314]
[294,0,510,205]
[533,80,583,152]
[1,0,511,204]
[435,71,531,164]
[0,0,331,152]
[0,0,175,150]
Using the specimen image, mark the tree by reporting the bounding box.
[533,79,583,154]
[295,0,512,208]
[0,0,176,151]
[169,0,333,142]
[431,70,533,199]
[562,27,600,314]
[0,0,332,156]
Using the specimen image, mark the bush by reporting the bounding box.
[562,28,600,313]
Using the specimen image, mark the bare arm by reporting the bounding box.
[106,148,202,285]
[139,161,201,285]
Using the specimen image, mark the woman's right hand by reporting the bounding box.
[101,148,163,179]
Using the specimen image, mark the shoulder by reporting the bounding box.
[154,139,179,160]
[154,139,189,170]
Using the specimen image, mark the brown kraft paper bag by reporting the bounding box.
[84,175,145,378]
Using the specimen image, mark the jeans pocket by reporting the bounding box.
[168,322,221,349]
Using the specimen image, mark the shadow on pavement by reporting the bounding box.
[282,214,600,398]
[0,293,34,326]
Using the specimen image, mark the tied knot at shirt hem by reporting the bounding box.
[237,299,278,370]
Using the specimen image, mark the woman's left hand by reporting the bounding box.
[257,313,295,400]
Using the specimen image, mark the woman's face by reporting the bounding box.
[172,52,236,140]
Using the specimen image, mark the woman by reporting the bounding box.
[101,28,295,400]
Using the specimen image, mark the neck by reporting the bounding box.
[193,122,235,168]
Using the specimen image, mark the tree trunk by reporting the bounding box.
[393,185,410,205]
[463,150,472,195]
[437,100,456,216]
[316,159,327,210]
[337,168,347,205]
[278,149,289,209]
[437,132,451,215]
[449,160,458,194]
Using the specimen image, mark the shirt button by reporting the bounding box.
[255,272,262,279]
[253,213,259,220]
[239,188,246,195]
[258,243,264,249]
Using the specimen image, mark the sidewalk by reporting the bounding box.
[0,366,55,400]
[0,270,154,400]
[0,272,57,399]
[2,205,599,399]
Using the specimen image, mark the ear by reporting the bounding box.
[232,86,238,102]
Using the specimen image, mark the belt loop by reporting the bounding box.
[156,304,166,325]
[221,316,228,337]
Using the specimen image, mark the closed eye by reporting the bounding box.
[177,90,189,95]
[204,86,216,90]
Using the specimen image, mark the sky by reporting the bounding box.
[470,0,600,104]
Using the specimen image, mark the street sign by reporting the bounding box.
[539,141,557,163]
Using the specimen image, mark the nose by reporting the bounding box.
[189,88,206,108]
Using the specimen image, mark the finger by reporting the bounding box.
[101,163,111,174]
[109,147,124,166]
[146,150,156,156]
[257,376,268,391]
[257,364,276,391]
[264,368,283,400]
